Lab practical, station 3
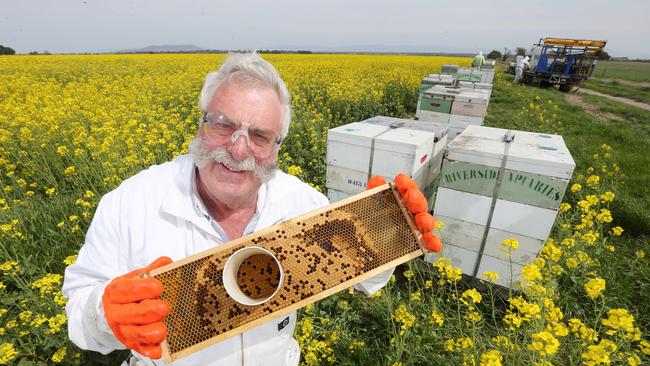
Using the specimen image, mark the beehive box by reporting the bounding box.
[416,88,455,122]
[362,116,449,190]
[480,69,495,84]
[457,81,493,92]
[450,92,489,117]
[441,64,460,75]
[326,120,440,203]
[326,122,390,195]
[416,75,456,116]
[482,60,496,69]
[456,68,483,82]
[419,74,456,93]
[149,184,425,362]
[425,126,575,287]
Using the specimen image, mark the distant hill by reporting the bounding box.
[117,44,205,53]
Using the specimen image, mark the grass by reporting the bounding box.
[583,79,650,104]
[592,60,650,82]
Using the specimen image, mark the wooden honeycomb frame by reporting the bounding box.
[148,183,425,362]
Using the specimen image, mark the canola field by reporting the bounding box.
[1,54,649,365]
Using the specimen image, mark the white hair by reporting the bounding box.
[198,52,292,140]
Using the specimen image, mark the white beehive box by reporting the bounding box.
[450,92,489,117]
[326,123,391,195]
[425,126,575,287]
[458,81,493,91]
[326,119,444,204]
[361,116,448,185]
[447,115,485,142]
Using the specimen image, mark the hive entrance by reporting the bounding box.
[237,253,282,300]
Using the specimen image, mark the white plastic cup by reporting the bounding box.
[222,246,284,306]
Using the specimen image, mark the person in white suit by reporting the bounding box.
[62,52,394,366]
[514,56,530,83]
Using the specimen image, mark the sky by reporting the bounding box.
[2,0,649,58]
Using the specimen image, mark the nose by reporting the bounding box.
[227,134,252,161]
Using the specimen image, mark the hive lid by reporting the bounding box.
[327,122,390,148]
[453,92,489,104]
[373,128,435,155]
[362,116,449,140]
[447,126,575,179]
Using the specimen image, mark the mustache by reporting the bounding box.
[189,137,276,183]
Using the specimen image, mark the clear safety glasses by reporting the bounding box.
[201,111,282,159]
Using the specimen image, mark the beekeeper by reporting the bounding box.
[513,56,530,83]
[471,51,485,68]
[62,52,397,366]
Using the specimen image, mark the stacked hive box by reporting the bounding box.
[416,74,456,120]
[458,67,495,84]
[441,64,460,75]
[482,60,496,69]
[424,125,575,288]
[417,87,456,124]
[326,117,448,206]
[419,85,490,140]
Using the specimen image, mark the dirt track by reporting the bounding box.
[577,88,650,112]
[564,93,625,122]
[592,77,650,88]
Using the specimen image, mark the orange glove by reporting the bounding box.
[394,173,418,195]
[367,176,387,190]
[423,233,443,253]
[102,256,173,359]
[368,174,442,253]
[415,212,436,233]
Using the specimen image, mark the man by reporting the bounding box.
[62,52,395,366]
[471,51,485,68]
[513,56,530,83]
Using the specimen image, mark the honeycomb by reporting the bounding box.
[150,185,422,361]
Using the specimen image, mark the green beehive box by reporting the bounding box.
[419,90,454,114]
[441,64,459,75]
[457,69,482,82]
[419,76,455,92]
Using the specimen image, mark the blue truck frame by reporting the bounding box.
[525,38,606,91]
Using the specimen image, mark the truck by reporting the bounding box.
[510,37,607,91]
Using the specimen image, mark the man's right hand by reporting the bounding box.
[102,256,173,359]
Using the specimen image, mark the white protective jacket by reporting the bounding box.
[63,154,392,366]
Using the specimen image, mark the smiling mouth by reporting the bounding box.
[220,162,247,173]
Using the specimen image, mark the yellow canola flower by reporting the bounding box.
[393,304,416,331]
[528,330,560,357]
[521,264,542,282]
[479,349,502,366]
[430,310,444,326]
[581,339,617,366]
[600,191,615,202]
[0,343,19,365]
[482,271,500,283]
[584,278,606,299]
[31,273,63,297]
[586,175,600,187]
[51,347,67,363]
[501,238,519,250]
[559,202,571,213]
